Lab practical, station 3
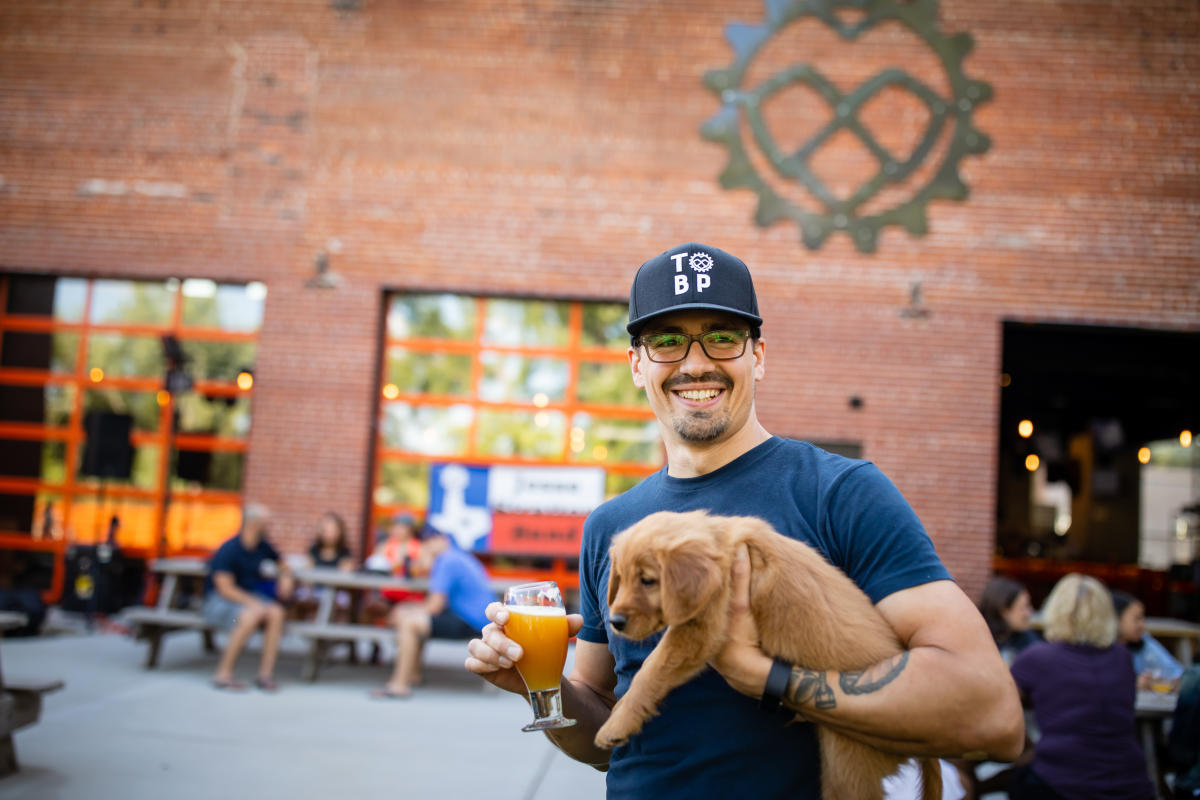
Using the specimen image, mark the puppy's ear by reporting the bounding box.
[660,542,722,625]
[607,565,621,607]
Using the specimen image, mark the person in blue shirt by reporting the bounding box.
[373,529,492,699]
[1112,590,1185,691]
[465,243,1025,798]
[203,503,294,691]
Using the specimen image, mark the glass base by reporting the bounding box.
[522,688,577,732]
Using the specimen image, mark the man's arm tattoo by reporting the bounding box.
[785,666,837,709]
[839,651,910,696]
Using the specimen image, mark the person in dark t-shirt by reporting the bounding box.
[203,503,294,691]
[465,243,1026,798]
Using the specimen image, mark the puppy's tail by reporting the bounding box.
[919,758,943,800]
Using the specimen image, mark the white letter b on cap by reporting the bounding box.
[674,274,689,295]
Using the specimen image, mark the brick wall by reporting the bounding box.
[1,0,1197,600]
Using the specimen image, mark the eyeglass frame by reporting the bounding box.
[634,328,755,363]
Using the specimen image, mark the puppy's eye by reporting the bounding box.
[640,576,658,587]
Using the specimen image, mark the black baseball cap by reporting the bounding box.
[626,243,763,337]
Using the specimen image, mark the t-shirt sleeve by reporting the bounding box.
[576,512,610,645]
[261,539,280,562]
[429,555,453,596]
[822,462,951,603]
[209,541,235,575]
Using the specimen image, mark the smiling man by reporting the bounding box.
[467,243,1024,799]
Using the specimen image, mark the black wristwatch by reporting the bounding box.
[759,658,791,713]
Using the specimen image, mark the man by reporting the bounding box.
[204,502,293,691]
[466,243,1024,797]
[374,530,492,698]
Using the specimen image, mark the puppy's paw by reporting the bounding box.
[594,720,631,750]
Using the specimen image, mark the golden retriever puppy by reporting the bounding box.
[595,509,940,800]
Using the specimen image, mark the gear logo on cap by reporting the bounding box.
[689,253,714,273]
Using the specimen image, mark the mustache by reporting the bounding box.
[663,373,732,392]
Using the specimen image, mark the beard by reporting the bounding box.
[664,371,738,442]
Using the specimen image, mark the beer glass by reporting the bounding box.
[505,581,576,731]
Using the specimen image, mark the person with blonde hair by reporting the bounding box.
[1008,574,1154,800]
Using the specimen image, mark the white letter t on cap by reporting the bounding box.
[670,253,687,272]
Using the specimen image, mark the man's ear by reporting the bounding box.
[628,346,646,389]
[659,542,722,625]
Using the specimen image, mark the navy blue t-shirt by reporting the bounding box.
[578,437,951,800]
[205,533,280,595]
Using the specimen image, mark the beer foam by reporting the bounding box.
[505,605,565,616]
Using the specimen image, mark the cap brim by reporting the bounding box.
[627,303,764,336]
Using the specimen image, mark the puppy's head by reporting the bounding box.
[606,510,727,640]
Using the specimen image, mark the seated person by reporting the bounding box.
[372,531,491,699]
[304,511,354,572]
[1112,589,1185,692]
[1168,666,1200,798]
[979,576,1040,665]
[1008,574,1155,800]
[203,502,293,691]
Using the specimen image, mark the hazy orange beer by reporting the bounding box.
[505,580,576,731]
[506,606,569,692]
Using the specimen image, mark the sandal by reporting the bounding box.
[254,677,279,692]
[369,687,411,700]
[212,678,248,691]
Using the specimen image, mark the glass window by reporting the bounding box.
[89,279,174,325]
[172,449,244,491]
[179,340,256,382]
[576,361,642,406]
[0,439,48,479]
[0,383,75,427]
[475,408,566,459]
[478,352,568,403]
[482,298,569,347]
[375,461,431,507]
[4,275,86,321]
[76,443,159,488]
[86,333,164,378]
[0,331,79,372]
[387,294,476,341]
[581,303,630,349]
[83,389,160,432]
[569,413,663,466]
[181,282,266,332]
[386,348,473,396]
[381,403,473,455]
[176,394,251,437]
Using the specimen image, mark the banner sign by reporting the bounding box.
[488,511,587,558]
[487,465,605,514]
[427,463,605,555]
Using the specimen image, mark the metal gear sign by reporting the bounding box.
[701,0,993,253]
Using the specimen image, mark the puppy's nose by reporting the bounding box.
[609,613,627,632]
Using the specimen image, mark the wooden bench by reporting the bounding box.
[124,559,217,669]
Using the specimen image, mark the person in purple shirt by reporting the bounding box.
[1009,573,1155,800]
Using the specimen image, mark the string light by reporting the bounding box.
[1025,454,1040,472]
[1137,447,1151,465]
[1017,420,1033,438]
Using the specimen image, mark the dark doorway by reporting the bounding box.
[996,321,1198,566]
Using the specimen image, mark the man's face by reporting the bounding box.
[628,311,764,446]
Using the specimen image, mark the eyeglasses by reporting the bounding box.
[636,330,751,363]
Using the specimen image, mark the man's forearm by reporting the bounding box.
[779,648,1023,760]
[543,675,617,770]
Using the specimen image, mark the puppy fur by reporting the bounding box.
[595,509,940,800]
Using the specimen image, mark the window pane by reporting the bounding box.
[66,495,156,548]
[387,294,476,341]
[166,500,243,552]
[0,383,75,427]
[479,352,568,403]
[181,282,266,332]
[581,303,630,349]
[386,348,473,396]
[83,389,159,432]
[375,461,431,507]
[176,394,251,437]
[41,441,67,484]
[576,361,644,406]
[0,439,46,479]
[77,443,159,488]
[482,298,569,347]
[172,449,244,491]
[89,279,174,325]
[0,492,36,533]
[86,333,163,378]
[180,340,256,382]
[381,403,473,455]
[4,275,86,321]
[476,408,565,459]
[0,331,79,372]
[569,413,663,466]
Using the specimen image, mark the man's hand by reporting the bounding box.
[465,601,584,696]
[709,544,773,699]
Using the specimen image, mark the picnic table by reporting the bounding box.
[1136,689,1179,799]
[0,611,64,776]
[124,558,217,668]
[288,567,511,681]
